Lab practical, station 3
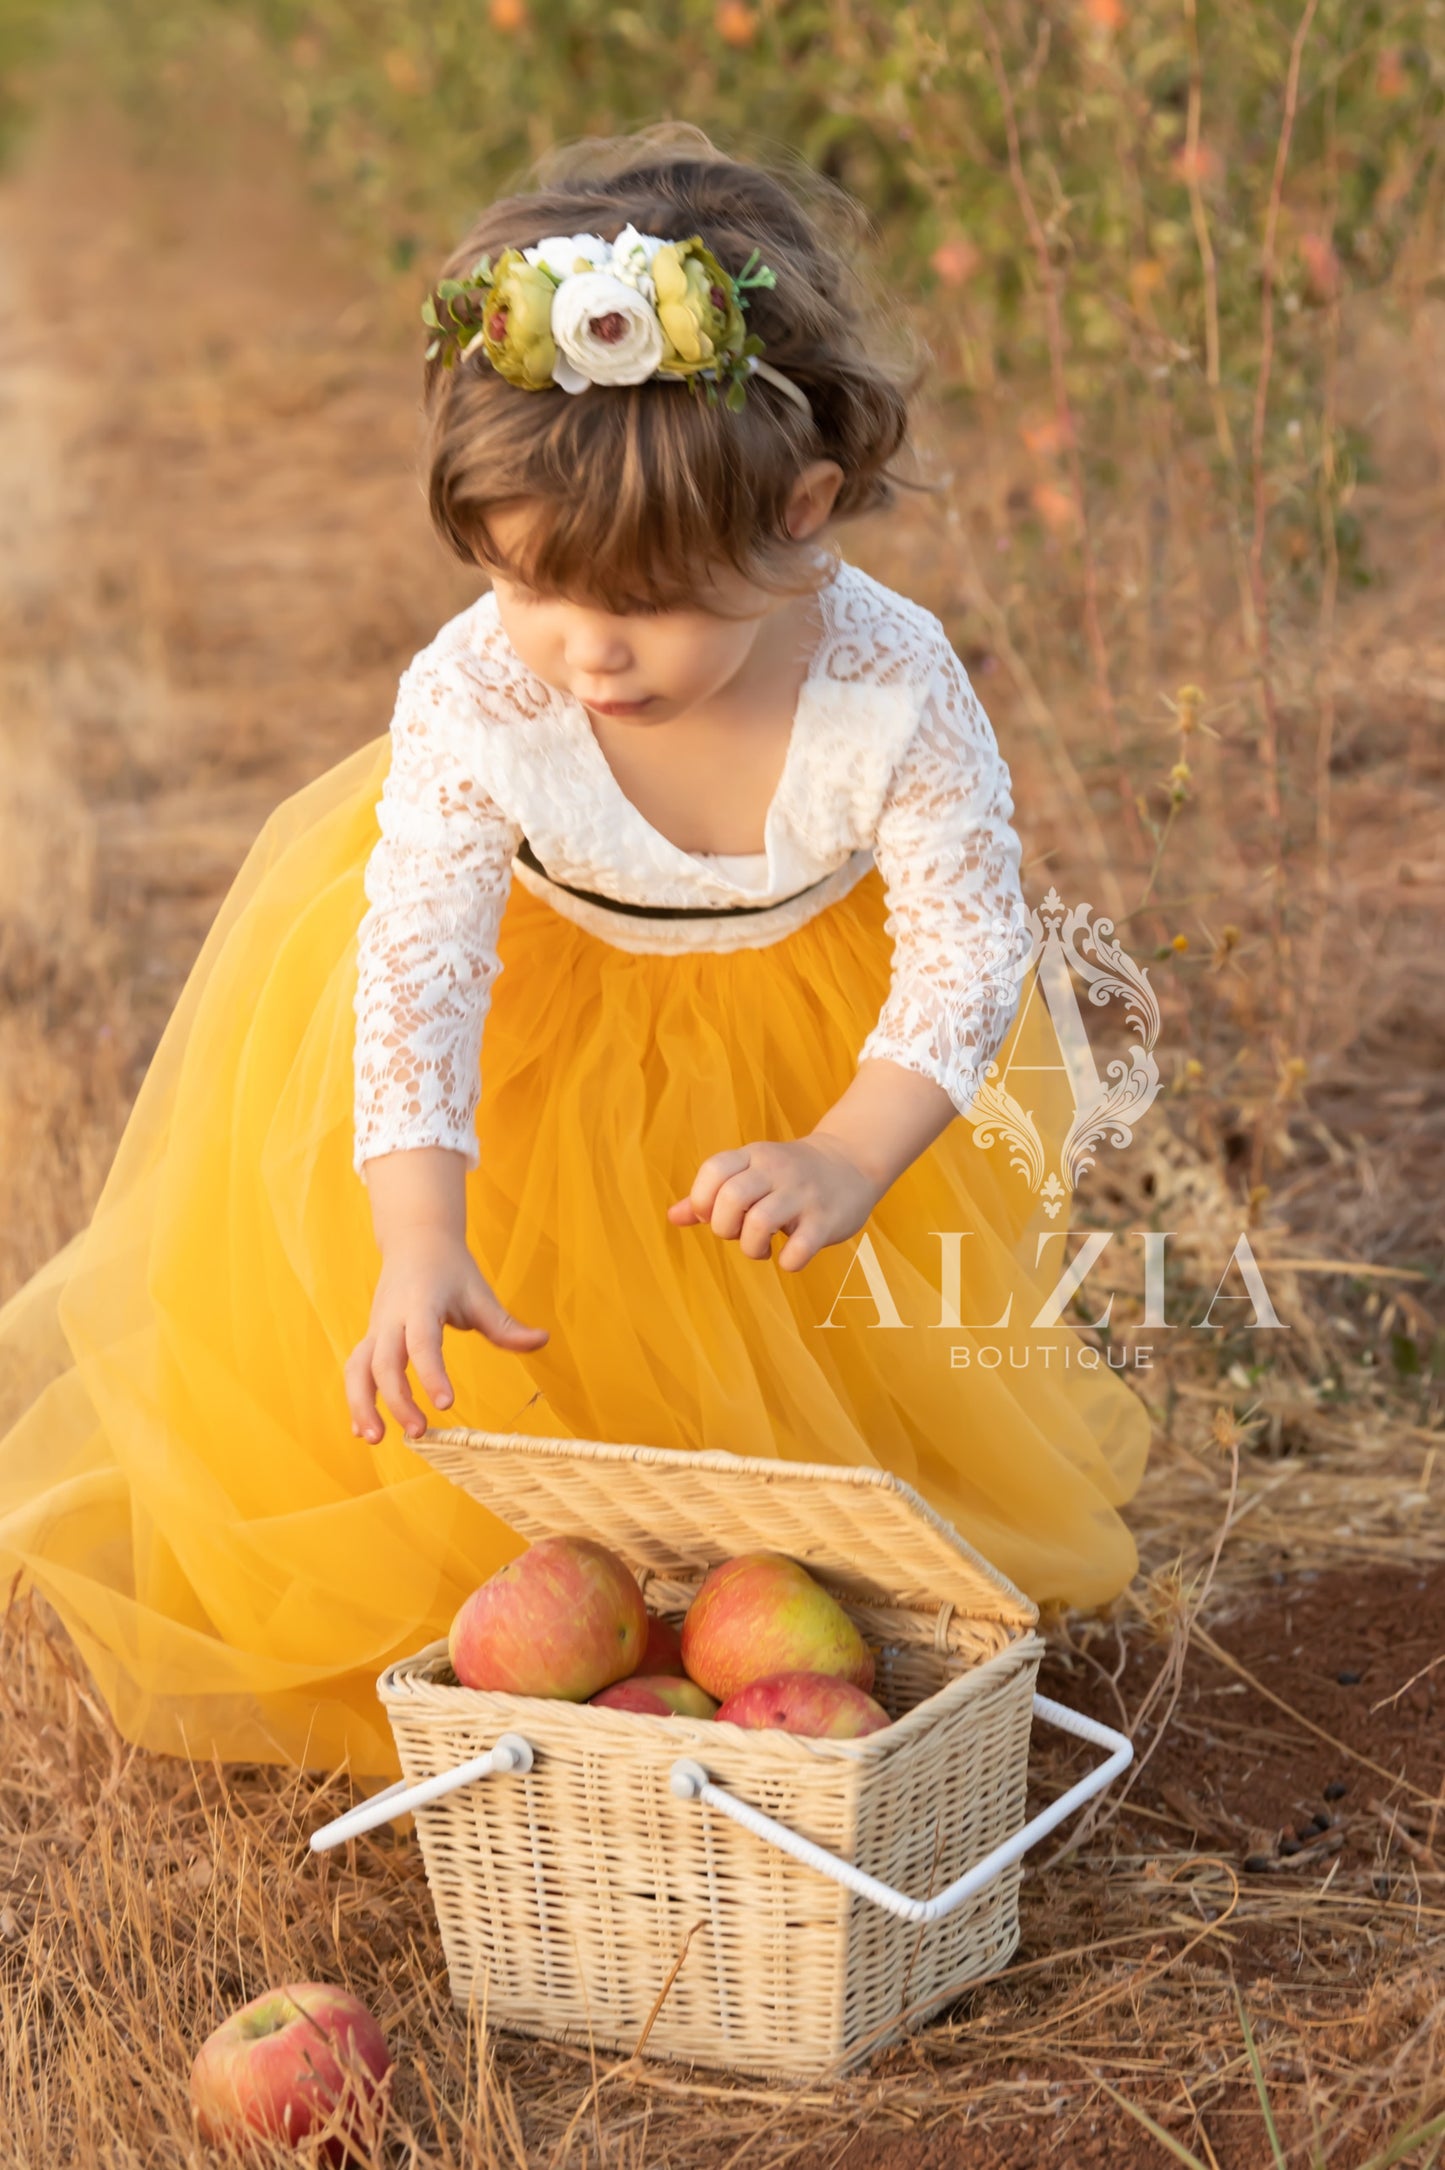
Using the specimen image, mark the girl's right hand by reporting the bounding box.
[344,1231,549,1445]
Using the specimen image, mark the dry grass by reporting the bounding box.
[0,18,1442,2168]
[5,1497,1445,2169]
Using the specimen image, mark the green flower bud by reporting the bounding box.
[466,248,560,390]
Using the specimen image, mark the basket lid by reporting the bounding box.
[413,1428,1037,1626]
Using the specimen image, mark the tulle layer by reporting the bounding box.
[0,736,1150,1776]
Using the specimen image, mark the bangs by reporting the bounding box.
[431,374,821,617]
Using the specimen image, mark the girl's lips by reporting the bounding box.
[584,696,656,716]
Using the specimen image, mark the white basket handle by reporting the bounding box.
[667,1693,1131,1925]
[308,1732,535,1853]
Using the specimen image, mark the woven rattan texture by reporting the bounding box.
[841,1661,1037,2056]
[414,1429,1038,1623]
[380,1617,1044,2074]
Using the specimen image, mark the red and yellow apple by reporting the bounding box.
[590,1676,718,1719]
[681,1553,874,1702]
[448,1536,647,1698]
[716,1672,892,1738]
[640,1612,685,1675]
[188,1981,390,2163]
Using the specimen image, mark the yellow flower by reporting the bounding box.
[652,239,745,378]
[469,249,559,390]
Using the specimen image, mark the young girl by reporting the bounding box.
[0,127,1150,1778]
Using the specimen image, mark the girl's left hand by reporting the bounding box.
[667,1135,884,1271]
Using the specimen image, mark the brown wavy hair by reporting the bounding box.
[419,123,924,614]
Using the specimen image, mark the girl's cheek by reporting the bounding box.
[665,626,750,697]
[499,613,555,680]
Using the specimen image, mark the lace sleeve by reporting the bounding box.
[352,644,521,1175]
[856,643,1032,1118]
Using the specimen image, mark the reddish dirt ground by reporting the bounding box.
[1049,1561,1444,1869]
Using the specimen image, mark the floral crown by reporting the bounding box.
[421,224,813,419]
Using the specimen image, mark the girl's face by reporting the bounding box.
[484,467,842,726]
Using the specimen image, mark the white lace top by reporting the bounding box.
[353,556,1031,1173]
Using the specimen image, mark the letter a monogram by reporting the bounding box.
[967,888,1162,1218]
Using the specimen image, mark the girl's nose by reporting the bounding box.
[563,618,634,677]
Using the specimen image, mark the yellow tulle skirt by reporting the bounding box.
[0,737,1151,1777]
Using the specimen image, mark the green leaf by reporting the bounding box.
[725,377,747,412]
[1235,1988,1286,2170]
[733,247,777,296]
[436,278,465,300]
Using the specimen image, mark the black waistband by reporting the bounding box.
[514,835,833,920]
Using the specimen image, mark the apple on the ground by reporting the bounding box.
[715,1671,892,1738]
[188,1981,390,2163]
[681,1553,875,1702]
[448,1535,648,1699]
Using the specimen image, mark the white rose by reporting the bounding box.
[522,232,611,278]
[549,271,666,392]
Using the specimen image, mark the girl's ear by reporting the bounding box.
[784,460,845,541]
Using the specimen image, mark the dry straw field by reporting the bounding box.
[1,2,1442,2164]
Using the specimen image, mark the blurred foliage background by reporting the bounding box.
[24,0,1438,586]
[6,0,1441,588]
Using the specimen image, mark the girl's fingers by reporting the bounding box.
[466,1283,550,1353]
[738,1193,798,1262]
[405,1314,453,1414]
[708,1165,775,1241]
[374,1322,427,1441]
[344,1337,383,1440]
[776,1222,821,1272]
[777,1200,860,1272]
[674,1147,752,1221]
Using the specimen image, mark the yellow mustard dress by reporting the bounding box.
[0,556,1151,1777]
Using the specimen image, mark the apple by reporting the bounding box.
[590,1676,718,1719]
[188,1981,390,2163]
[448,1535,648,1698]
[640,1612,685,1675]
[681,1553,875,1703]
[716,1672,892,1739]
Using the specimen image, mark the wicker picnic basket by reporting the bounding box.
[311,1430,1131,2080]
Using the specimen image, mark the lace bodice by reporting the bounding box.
[353,558,1032,1172]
